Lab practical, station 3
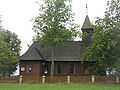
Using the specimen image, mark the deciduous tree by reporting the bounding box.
[82,0,120,75]
[33,0,79,76]
[0,29,21,76]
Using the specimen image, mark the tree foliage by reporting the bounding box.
[32,0,79,76]
[0,29,21,56]
[0,29,21,76]
[95,0,120,29]
[33,0,79,45]
[83,0,120,75]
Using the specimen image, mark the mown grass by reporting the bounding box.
[0,83,120,90]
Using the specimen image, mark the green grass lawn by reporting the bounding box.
[0,83,120,90]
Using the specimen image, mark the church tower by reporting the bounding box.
[81,4,93,43]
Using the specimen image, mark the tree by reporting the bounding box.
[82,0,120,75]
[0,29,21,76]
[0,29,21,56]
[33,0,79,76]
[83,27,120,75]
[95,0,120,29]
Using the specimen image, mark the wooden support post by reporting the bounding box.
[116,76,119,83]
[19,75,23,84]
[42,76,45,84]
[67,76,70,83]
[91,75,95,83]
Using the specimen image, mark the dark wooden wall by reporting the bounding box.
[20,60,43,77]
[54,61,92,76]
[20,60,92,77]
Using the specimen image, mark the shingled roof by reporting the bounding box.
[20,41,85,61]
[82,15,92,29]
[19,42,45,60]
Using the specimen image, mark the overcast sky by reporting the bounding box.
[0,0,108,55]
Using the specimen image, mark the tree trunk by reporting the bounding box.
[50,46,54,77]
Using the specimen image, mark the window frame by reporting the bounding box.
[69,64,75,74]
[56,64,61,73]
[26,64,32,73]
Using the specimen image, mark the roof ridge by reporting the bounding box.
[35,48,46,60]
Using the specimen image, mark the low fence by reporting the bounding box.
[0,75,120,84]
[0,76,19,83]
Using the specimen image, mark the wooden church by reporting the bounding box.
[19,15,94,77]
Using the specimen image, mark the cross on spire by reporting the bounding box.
[86,4,88,15]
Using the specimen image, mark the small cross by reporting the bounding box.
[86,4,88,15]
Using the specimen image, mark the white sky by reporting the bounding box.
[0,0,108,55]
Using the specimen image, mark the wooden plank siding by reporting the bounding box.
[20,61,93,77]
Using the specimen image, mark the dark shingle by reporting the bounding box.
[19,43,45,60]
[20,41,85,61]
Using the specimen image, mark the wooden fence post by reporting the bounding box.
[19,75,23,84]
[67,76,70,83]
[116,76,119,83]
[42,76,45,84]
[91,75,95,83]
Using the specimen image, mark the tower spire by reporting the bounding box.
[86,4,88,15]
[81,3,93,43]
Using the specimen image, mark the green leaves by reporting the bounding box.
[82,0,120,75]
[0,29,21,56]
[32,0,79,76]
[0,29,21,76]
[33,0,79,45]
